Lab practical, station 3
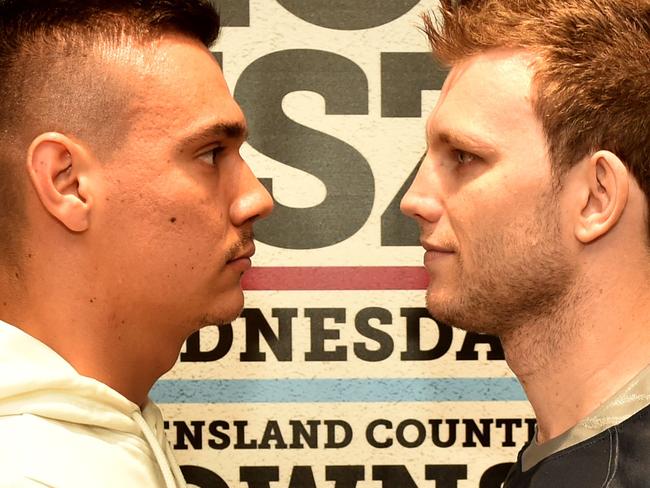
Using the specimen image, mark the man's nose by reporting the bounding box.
[400,154,444,225]
[230,160,274,227]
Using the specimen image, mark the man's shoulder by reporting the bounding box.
[612,402,650,486]
[505,403,650,488]
[0,413,164,487]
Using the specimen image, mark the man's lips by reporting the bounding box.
[422,241,455,267]
[227,243,256,263]
[421,241,455,253]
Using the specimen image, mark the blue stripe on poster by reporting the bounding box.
[151,378,526,404]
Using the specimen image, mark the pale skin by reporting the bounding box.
[401,48,650,443]
[0,34,273,407]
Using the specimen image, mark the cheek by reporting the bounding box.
[448,187,496,235]
[450,193,513,258]
[157,205,231,264]
[99,163,234,263]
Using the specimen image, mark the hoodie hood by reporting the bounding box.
[0,321,139,429]
[0,320,184,487]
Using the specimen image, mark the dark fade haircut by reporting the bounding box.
[0,0,221,265]
[424,0,650,237]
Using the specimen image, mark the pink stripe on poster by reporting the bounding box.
[242,267,429,291]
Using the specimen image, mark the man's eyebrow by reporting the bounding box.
[430,128,497,154]
[180,121,248,147]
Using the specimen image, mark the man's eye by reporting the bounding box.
[454,150,477,165]
[198,146,225,166]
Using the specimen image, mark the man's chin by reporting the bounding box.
[192,311,240,331]
[425,291,500,336]
[192,293,245,330]
[425,288,458,323]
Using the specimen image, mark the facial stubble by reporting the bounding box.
[426,191,578,338]
[193,230,256,330]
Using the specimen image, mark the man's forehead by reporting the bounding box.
[110,35,241,138]
[428,49,539,140]
[443,48,537,99]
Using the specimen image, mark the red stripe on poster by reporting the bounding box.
[242,267,429,290]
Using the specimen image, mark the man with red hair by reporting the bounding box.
[402,1,650,485]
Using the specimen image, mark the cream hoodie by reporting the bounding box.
[0,321,186,488]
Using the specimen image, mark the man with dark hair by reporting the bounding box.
[401,0,650,486]
[0,1,273,486]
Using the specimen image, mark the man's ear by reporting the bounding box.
[574,150,629,244]
[26,133,94,232]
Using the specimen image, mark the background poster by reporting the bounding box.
[153,1,535,486]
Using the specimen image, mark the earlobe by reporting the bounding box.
[26,133,93,232]
[575,150,629,244]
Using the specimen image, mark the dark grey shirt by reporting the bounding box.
[505,366,650,488]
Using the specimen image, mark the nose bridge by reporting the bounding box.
[230,157,274,225]
[400,153,444,222]
[415,155,440,194]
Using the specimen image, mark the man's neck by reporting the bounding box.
[1,291,181,408]
[502,282,650,443]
